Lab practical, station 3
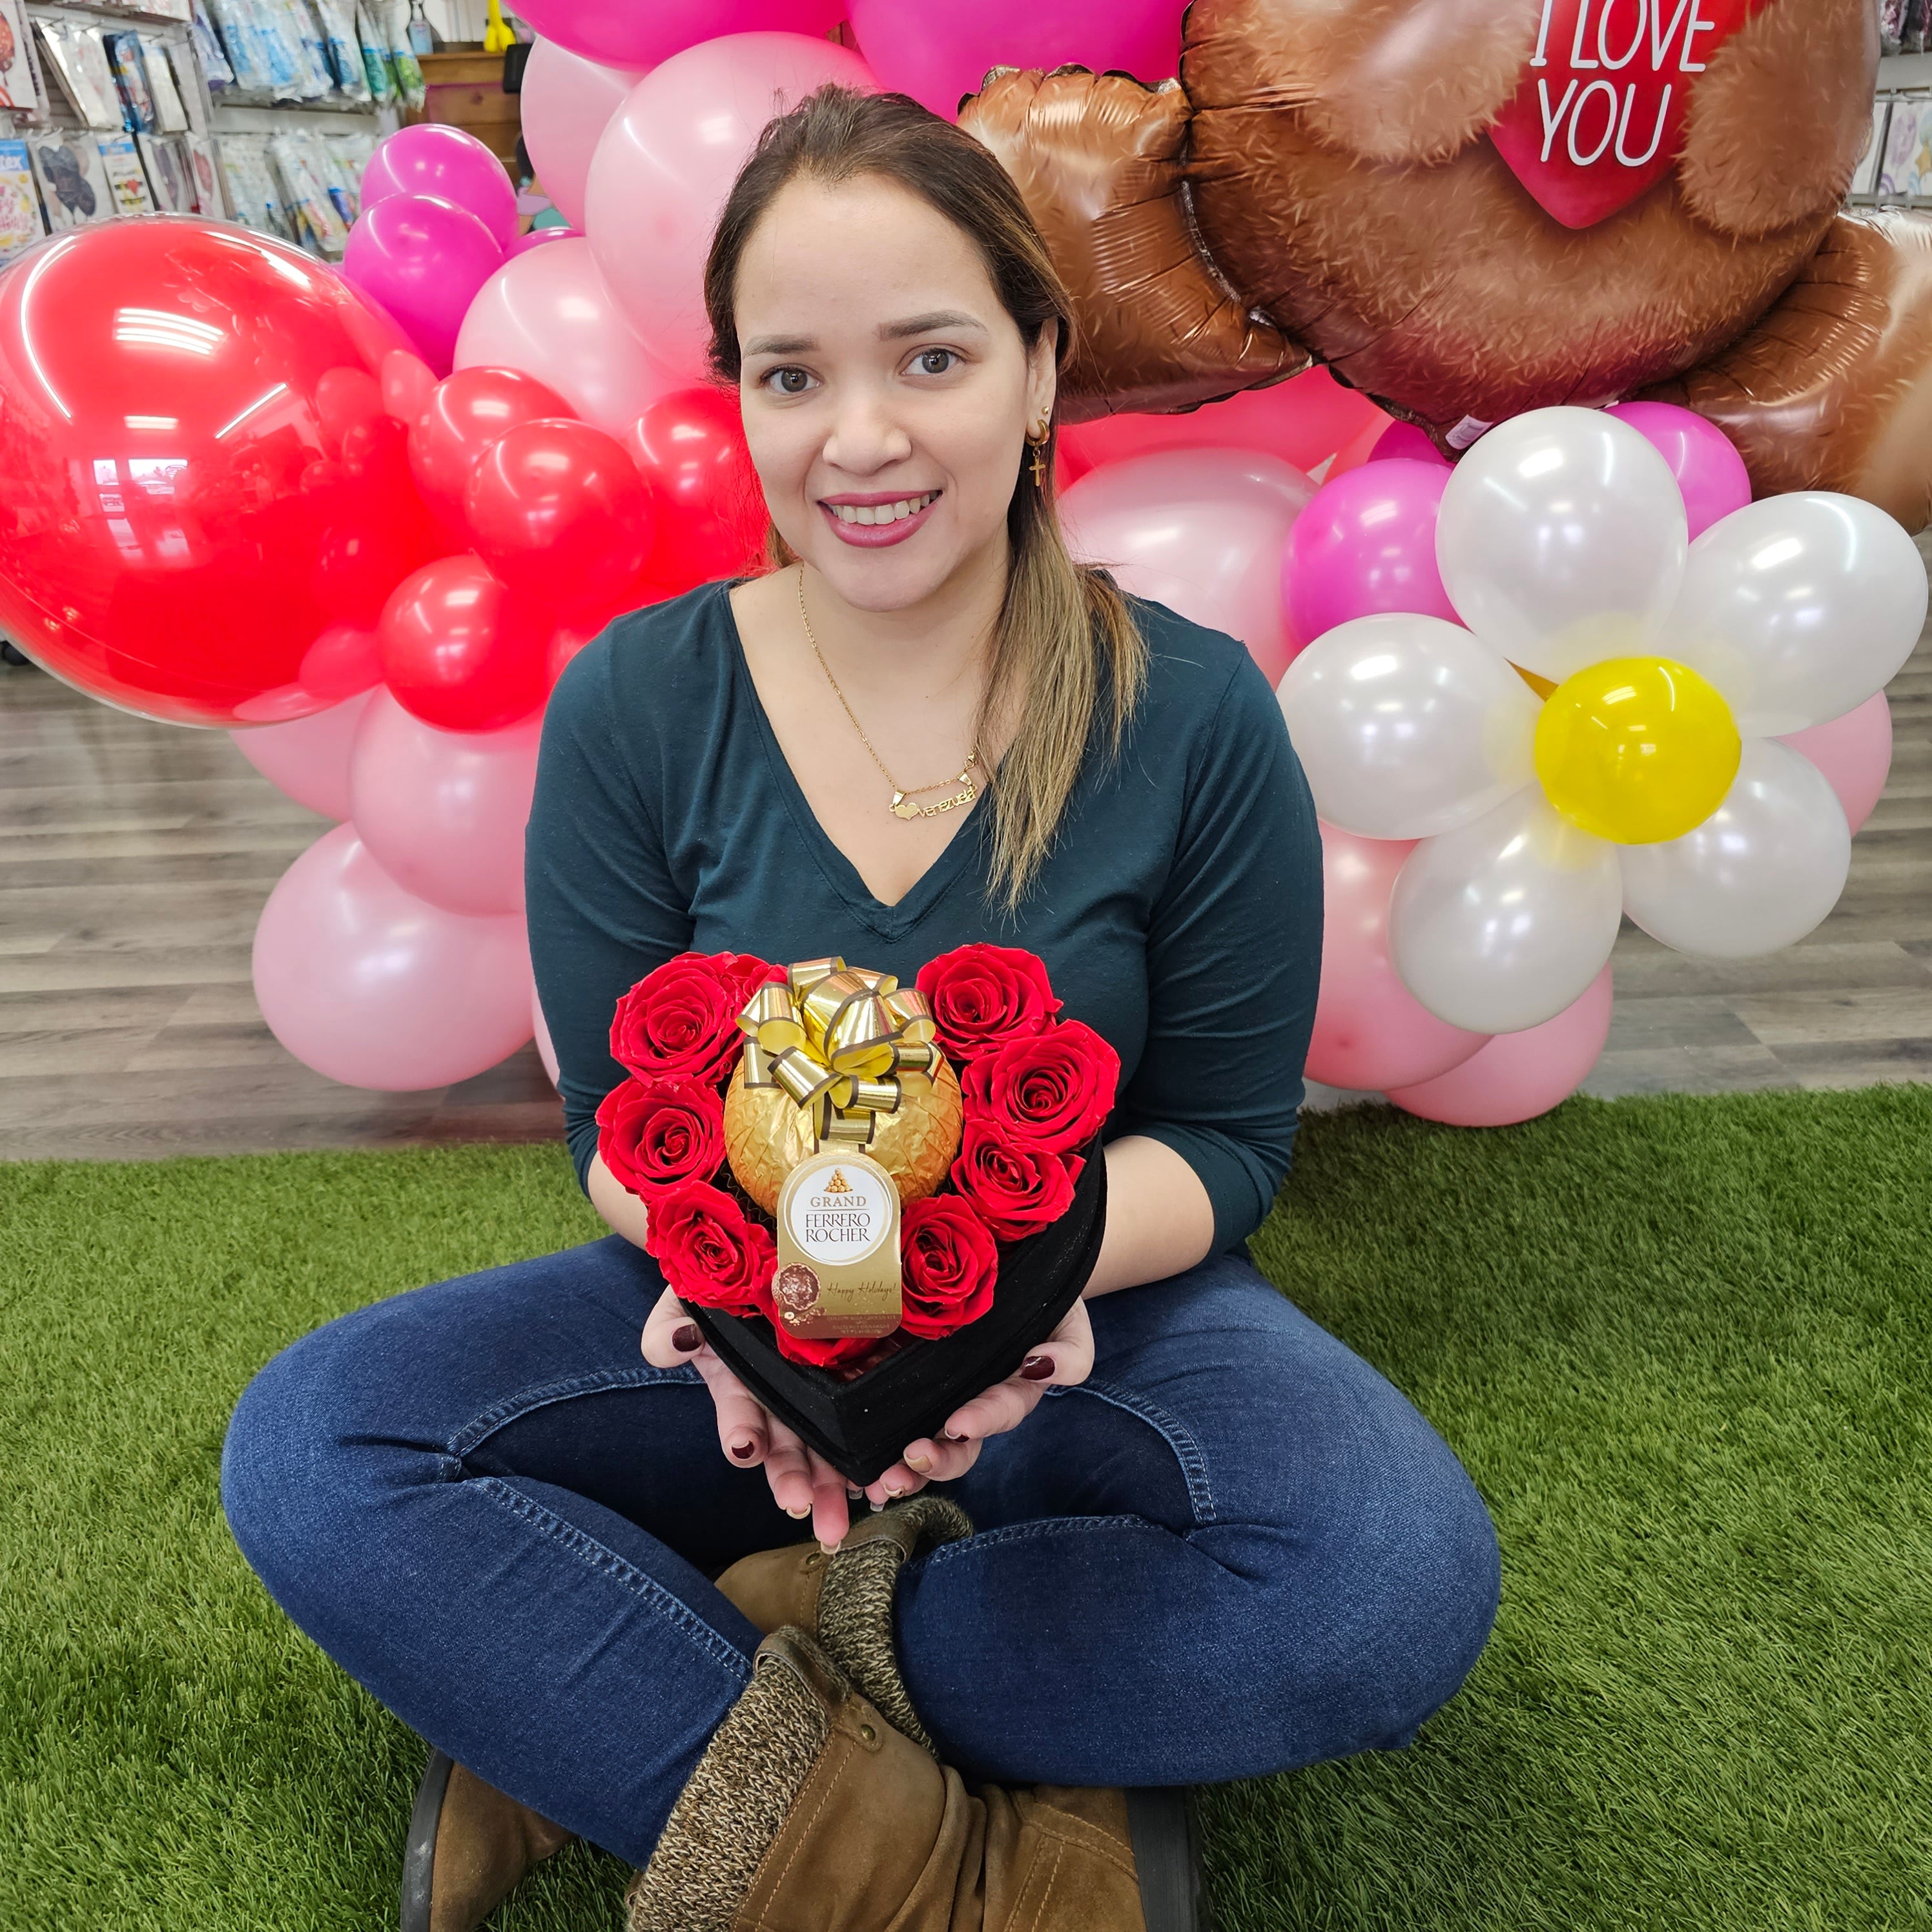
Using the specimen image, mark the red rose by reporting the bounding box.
[610,951,781,1085]
[950,1120,1083,1242]
[597,1076,726,1198]
[644,1182,776,1317]
[899,1193,1000,1339]
[961,1019,1118,1156]
[914,945,1061,1062]
[771,1326,878,1370]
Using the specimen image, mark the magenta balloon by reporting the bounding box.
[1604,402,1752,540]
[1366,421,1450,468]
[847,0,1182,118]
[506,225,581,258]
[1386,965,1613,1128]
[342,194,504,378]
[230,690,375,820]
[520,37,646,230]
[347,690,542,916]
[1059,447,1316,684]
[455,235,680,437]
[585,32,877,379]
[252,824,533,1090]
[1778,691,1893,836]
[512,0,839,72]
[1306,823,1489,1093]
[1282,458,1457,655]
[361,123,518,249]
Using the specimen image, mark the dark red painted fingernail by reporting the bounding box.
[1020,1355,1053,1381]
[729,1439,757,1461]
[672,1322,702,1352]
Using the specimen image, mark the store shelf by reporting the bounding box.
[1878,52,1932,88]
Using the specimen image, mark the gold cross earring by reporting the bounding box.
[1026,416,1051,488]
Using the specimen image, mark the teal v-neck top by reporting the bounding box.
[526,581,1323,1251]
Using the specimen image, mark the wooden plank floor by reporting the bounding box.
[1,579,1927,1160]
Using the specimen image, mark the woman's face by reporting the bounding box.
[733,173,1056,615]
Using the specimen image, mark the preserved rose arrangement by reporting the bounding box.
[596,945,1118,1481]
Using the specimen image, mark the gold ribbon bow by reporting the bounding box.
[736,957,941,1150]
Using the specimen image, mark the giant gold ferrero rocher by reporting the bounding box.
[724,956,964,1216]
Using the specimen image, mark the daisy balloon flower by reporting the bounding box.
[1278,407,1926,1036]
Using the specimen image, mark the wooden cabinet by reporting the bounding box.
[408,48,520,172]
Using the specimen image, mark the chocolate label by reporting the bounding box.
[773,1150,902,1338]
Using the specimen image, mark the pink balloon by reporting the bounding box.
[584,32,877,379]
[1364,421,1450,468]
[1059,369,1386,482]
[456,236,681,437]
[1059,448,1315,684]
[1322,411,1393,480]
[520,38,647,230]
[512,0,839,73]
[343,194,504,378]
[1307,823,1490,1092]
[230,690,375,821]
[506,225,581,258]
[1387,966,1614,1128]
[1282,459,1457,654]
[534,987,560,1087]
[1605,402,1752,540]
[1779,692,1893,836]
[347,691,542,916]
[847,0,1182,118]
[252,824,534,1091]
[361,124,518,249]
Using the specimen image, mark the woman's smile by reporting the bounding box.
[819,487,943,547]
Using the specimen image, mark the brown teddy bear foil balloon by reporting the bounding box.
[963,0,1932,531]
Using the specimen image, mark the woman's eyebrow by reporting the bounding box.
[879,310,987,340]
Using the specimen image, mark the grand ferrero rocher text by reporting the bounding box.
[773,1149,902,1338]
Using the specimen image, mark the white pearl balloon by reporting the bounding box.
[1661,493,1927,737]
[1275,613,1541,840]
[1435,407,1689,683]
[1619,738,1852,958]
[1390,788,1624,1034]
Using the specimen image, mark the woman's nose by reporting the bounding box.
[822,394,913,476]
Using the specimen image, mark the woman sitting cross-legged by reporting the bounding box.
[220,83,1501,1932]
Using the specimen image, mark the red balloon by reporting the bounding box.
[378,553,548,732]
[627,388,765,593]
[409,365,574,529]
[0,221,440,726]
[464,418,654,615]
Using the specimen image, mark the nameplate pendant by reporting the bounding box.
[773,1149,903,1338]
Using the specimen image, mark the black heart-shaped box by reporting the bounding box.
[686,1143,1107,1486]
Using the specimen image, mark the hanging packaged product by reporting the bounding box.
[143,40,190,132]
[352,2,394,103]
[138,130,196,211]
[98,132,155,216]
[309,0,369,103]
[0,136,45,259]
[382,0,423,110]
[269,130,348,256]
[104,34,159,135]
[190,0,235,90]
[0,0,48,119]
[203,0,267,92]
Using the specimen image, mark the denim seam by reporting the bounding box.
[447,1364,703,1459]
[471,1474,752,1685]
[1043,1378,1219,1525]
[918,1513,1160,1569]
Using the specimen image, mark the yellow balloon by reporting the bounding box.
[1534,657,1741,846]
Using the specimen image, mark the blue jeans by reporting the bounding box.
[220,1237,1499,1869]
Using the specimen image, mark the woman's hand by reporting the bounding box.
[641,1286,1096,1543]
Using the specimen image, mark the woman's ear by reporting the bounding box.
[1028,318,1060,426]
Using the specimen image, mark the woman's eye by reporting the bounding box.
[913,349,958,377]
[763,367,814,396]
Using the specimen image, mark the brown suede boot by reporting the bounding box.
[399,1749,574,1932]
[624,1627,1155,1932]
[712,1494,972,1749]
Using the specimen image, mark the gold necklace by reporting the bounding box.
[796,570,981,821]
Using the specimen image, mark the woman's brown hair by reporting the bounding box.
[703,83,1147,916]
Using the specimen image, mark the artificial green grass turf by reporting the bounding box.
[1,1090,1928,1932]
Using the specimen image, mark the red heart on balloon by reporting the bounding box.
[1488,0,1767,230]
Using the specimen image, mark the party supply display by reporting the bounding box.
[599,947,1115,1482]
[1280,407,1926,1033]
[960,4,1932,534]
[0,220,435,727]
